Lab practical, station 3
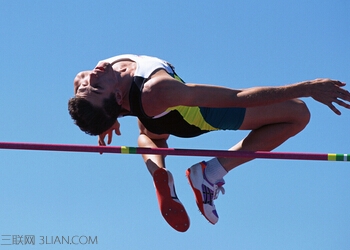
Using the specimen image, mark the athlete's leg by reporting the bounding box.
[138,122,190,232]
[186,99,310,224]
[218,99,310,172]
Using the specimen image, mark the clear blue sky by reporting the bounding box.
[1,1,349,249]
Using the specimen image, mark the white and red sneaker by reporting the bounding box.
[153,168,190,232]
[186,162,225,224]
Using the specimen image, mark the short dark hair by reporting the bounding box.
[68,93,121,136]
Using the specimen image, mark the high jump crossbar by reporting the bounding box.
[0,142,349,162]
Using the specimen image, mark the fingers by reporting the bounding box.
[329,103,341,115]
[97,120,122,155]
[115,128,121,135]
[107,131,113,145]
[98,134,106,155]
[335,84,350,111]
[319,78,345,86]
[334,80,346,87]
[319,79,350,115]
[338,88,350,103]
[334,98,350,110]
[113,120,121,135]
[98,134,106,146]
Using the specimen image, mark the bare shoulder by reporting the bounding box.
[141,69,189,116]
[141,69,240,114]
[144,69,182,89]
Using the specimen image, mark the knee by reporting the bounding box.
[291,99,310,130]
[137,133,149,146]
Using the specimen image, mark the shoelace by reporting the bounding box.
[213,184,225,200]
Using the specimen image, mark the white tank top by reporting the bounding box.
[98,54,174,78]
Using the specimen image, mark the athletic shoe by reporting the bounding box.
[153,168,190,232]
[186,162,225,224]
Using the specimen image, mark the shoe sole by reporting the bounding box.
[154,169,190,232]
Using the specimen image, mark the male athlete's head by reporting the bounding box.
[68,63,122,135]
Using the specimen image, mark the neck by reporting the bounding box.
[118,77,132,112]
[112,61,137,112]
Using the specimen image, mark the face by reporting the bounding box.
[74,62,121,108]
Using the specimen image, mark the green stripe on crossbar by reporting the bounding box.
[121,146,137,154]
[328,154,350,161]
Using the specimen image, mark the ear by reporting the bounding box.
[115,91,123,105]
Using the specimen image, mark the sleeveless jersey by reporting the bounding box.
[100,55,246,138]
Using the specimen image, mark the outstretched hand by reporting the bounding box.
[308,78,350,115]
[98,120,121,147]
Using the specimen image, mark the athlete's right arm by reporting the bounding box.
[98,120,121,146]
